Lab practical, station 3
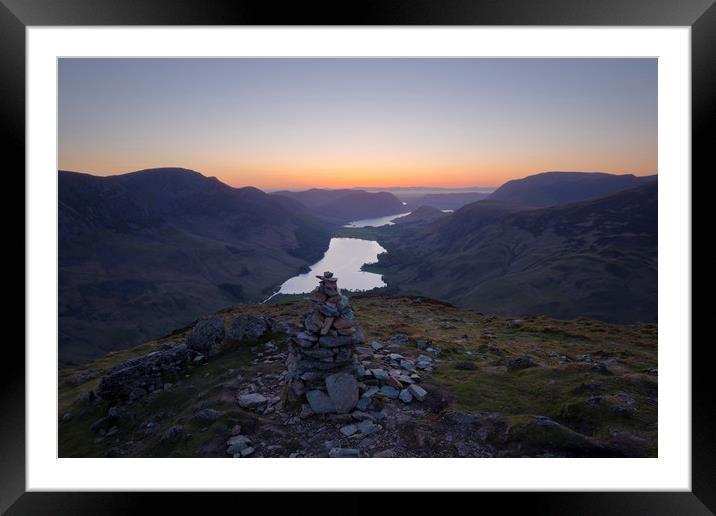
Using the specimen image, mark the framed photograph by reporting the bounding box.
[5,0,710,513]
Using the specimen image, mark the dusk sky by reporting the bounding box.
[58,58,657,189]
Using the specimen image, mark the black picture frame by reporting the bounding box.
[3,0,709,513]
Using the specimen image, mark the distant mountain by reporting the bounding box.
[409,192,489,210]
[59,168,332,365]
[488,171,657,208]
[375,183,657,323]
[313,191,405,222]
[272,189,405,222]
[271,188,360,208]
[393,205,449,225]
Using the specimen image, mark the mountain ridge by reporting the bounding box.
[371,182,657,323]
[59,167,334,365]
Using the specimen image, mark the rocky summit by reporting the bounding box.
[58,295,657,458]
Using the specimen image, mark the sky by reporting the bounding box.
[58,58,657,190]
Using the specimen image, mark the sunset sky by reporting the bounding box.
[58,58,657,190]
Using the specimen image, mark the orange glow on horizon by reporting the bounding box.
[58,158,657,191]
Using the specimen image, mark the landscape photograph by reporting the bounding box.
[58,57,658,459]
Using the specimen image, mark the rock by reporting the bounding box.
[578,354,593,363]
[355,397,372,411]
[107,405,130,421]
[70,368,102,386]
[195,408,224,421]
[386,376,403,390]
[379,385,399,399]
[62,412,72,422]
[508,415,610,456]
[362,386,380,398]
[238,393,268,409]
[299,405,315,419]
[399,360,416,372]
[325,372,359,413]
[372,448,396,458]
[227,435,252,455]
[340,424,358,436]
[356,419,381,435]
[160,425,184,443]
[90,416,113,434]
[454,360,477,371]
[507,356,536,371]
[81,390,96,403]
[370,341,384,351]
[399,389,413,404]
[329,448,360,458]
[644,367,658,375]
[415,339,430,350]
[227,314,268,343]
[271,318,295,334]
[370,369,390,382]
[240,447,255,457]
[408,384,428,401]
[355,346,373,356]
[96,344,190,402]
[388,334,409,344]
[306,390,336,414]
[415,355,434,370]
[318,334,359,348]
[187,317,225,355]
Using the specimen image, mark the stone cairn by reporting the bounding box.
[286,271,362,414]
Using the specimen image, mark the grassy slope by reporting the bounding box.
[59,296,657,457]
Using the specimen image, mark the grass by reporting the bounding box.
[59,295,658,457]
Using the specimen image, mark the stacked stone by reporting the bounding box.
[286,271,362,414]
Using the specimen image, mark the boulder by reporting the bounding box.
[325,372,359,413]
[227,314,269,343]
[408,384,428,401]
[306,390,336,414]
[187,317,225,355]
[238,393,268,409]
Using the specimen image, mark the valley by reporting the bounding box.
[59,169,657,366]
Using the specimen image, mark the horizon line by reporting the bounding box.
[57,167,658,192]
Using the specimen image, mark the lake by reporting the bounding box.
[263,211,417,300]
[271,237,388,297]
[343,211,412,228]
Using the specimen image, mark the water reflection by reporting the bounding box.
[278,238,387,294]
[343,212,411,228]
